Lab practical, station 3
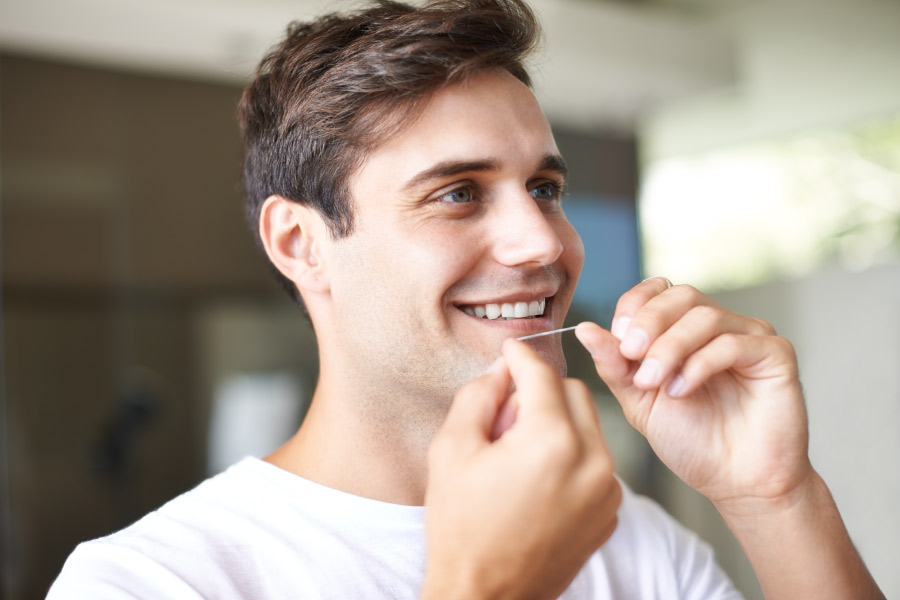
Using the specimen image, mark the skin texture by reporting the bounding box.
[259,71,885,599]
[573,277,885,599]
[422,339,620,600]
[262,69,584,505]
[575,278,810,506]
[323,69,582,397]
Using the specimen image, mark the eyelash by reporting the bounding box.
[433,180,564,206]
[530,181,564,203]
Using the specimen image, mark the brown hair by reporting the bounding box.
[238,0,541,304]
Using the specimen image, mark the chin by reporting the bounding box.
[525,337,568,377]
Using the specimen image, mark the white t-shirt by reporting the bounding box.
[47,458,743,599]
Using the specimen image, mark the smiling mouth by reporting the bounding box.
[456,297,548,320]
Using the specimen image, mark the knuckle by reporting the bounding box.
[614,294,643,320]
[773,335,797,358]
[670,283,701,301]
[644,276,671,292]
[673,284,720,310]
[753,317,777,335]
[617,279,668,315]
[578,440,615,479]
[598,475,623,515]
[718,332,742,354]
[697,333,741,366]
[688,304,723,328]
[580,460,620,538]
[586,457,616,493]
[632,304,665,333]
[543,426,582,465]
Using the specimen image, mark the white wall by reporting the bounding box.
[705,262,900,598]
[637,3,900,588]
[642,0,900,160]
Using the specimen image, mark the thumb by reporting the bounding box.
[438,359,512,452]
[574,322,638,400]
[490,395,518,441]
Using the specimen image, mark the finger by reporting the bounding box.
[610,277,676,340]
[562,378,602,440]
[575,322,662,434]
[632,306,776,391]
[644,275,673,290]
[563,379,620,468]
[501,338,570,423]
[667,333,798,398]
[437,360,512,452]
[490,395,518,441]
[616,284,719,361]
[574,322,638,398]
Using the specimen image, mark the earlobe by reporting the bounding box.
[258,195,330,294]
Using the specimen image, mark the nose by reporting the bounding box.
[489,192,564,267]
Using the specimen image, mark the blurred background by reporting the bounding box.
[1,0,898,597]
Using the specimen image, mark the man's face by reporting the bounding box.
[321,69,584,404]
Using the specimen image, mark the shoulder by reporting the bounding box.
[47,459,280,599]
[46,539,205,599]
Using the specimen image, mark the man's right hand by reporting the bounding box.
[421,338,620,600]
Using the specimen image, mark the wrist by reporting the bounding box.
[420,561,503,600]
[713,469,884,600]
[711,462,820,523]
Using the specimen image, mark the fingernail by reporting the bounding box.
[620,328,647,356]
[611,316,631,341]
[666,374,686,398]
[633,358,662,388]
[486,357,505,374]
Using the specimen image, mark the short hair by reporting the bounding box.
[237,0,541,305]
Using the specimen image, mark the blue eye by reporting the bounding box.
[531,182,559,201]
[438,188,473,203]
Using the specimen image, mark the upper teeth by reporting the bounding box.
[462,299,546,320]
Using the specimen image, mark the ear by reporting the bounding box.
[258,195,330,294]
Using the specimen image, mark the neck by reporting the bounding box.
[265,358,448,506]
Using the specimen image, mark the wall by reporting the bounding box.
[0,52,280,599]
[641,0,900,161]
[652,262,900,599]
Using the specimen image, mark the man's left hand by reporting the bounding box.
[574,277,813,512]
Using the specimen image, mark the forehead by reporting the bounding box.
[351,69,559,190]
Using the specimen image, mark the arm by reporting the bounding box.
[421,339,620,600]
[716,470,881,599]
[574,277,884,599]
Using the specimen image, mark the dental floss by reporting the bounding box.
[516,325,578,341]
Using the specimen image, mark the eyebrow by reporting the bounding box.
[538,154,568,179]
[401,153,568,193]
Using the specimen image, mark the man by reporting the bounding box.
[49,0,884,598]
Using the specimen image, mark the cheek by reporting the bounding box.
[559,221,585,280]
[407,227,485,288]
[327,234,394,311]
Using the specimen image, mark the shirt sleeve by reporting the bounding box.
[46,540,205,600]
